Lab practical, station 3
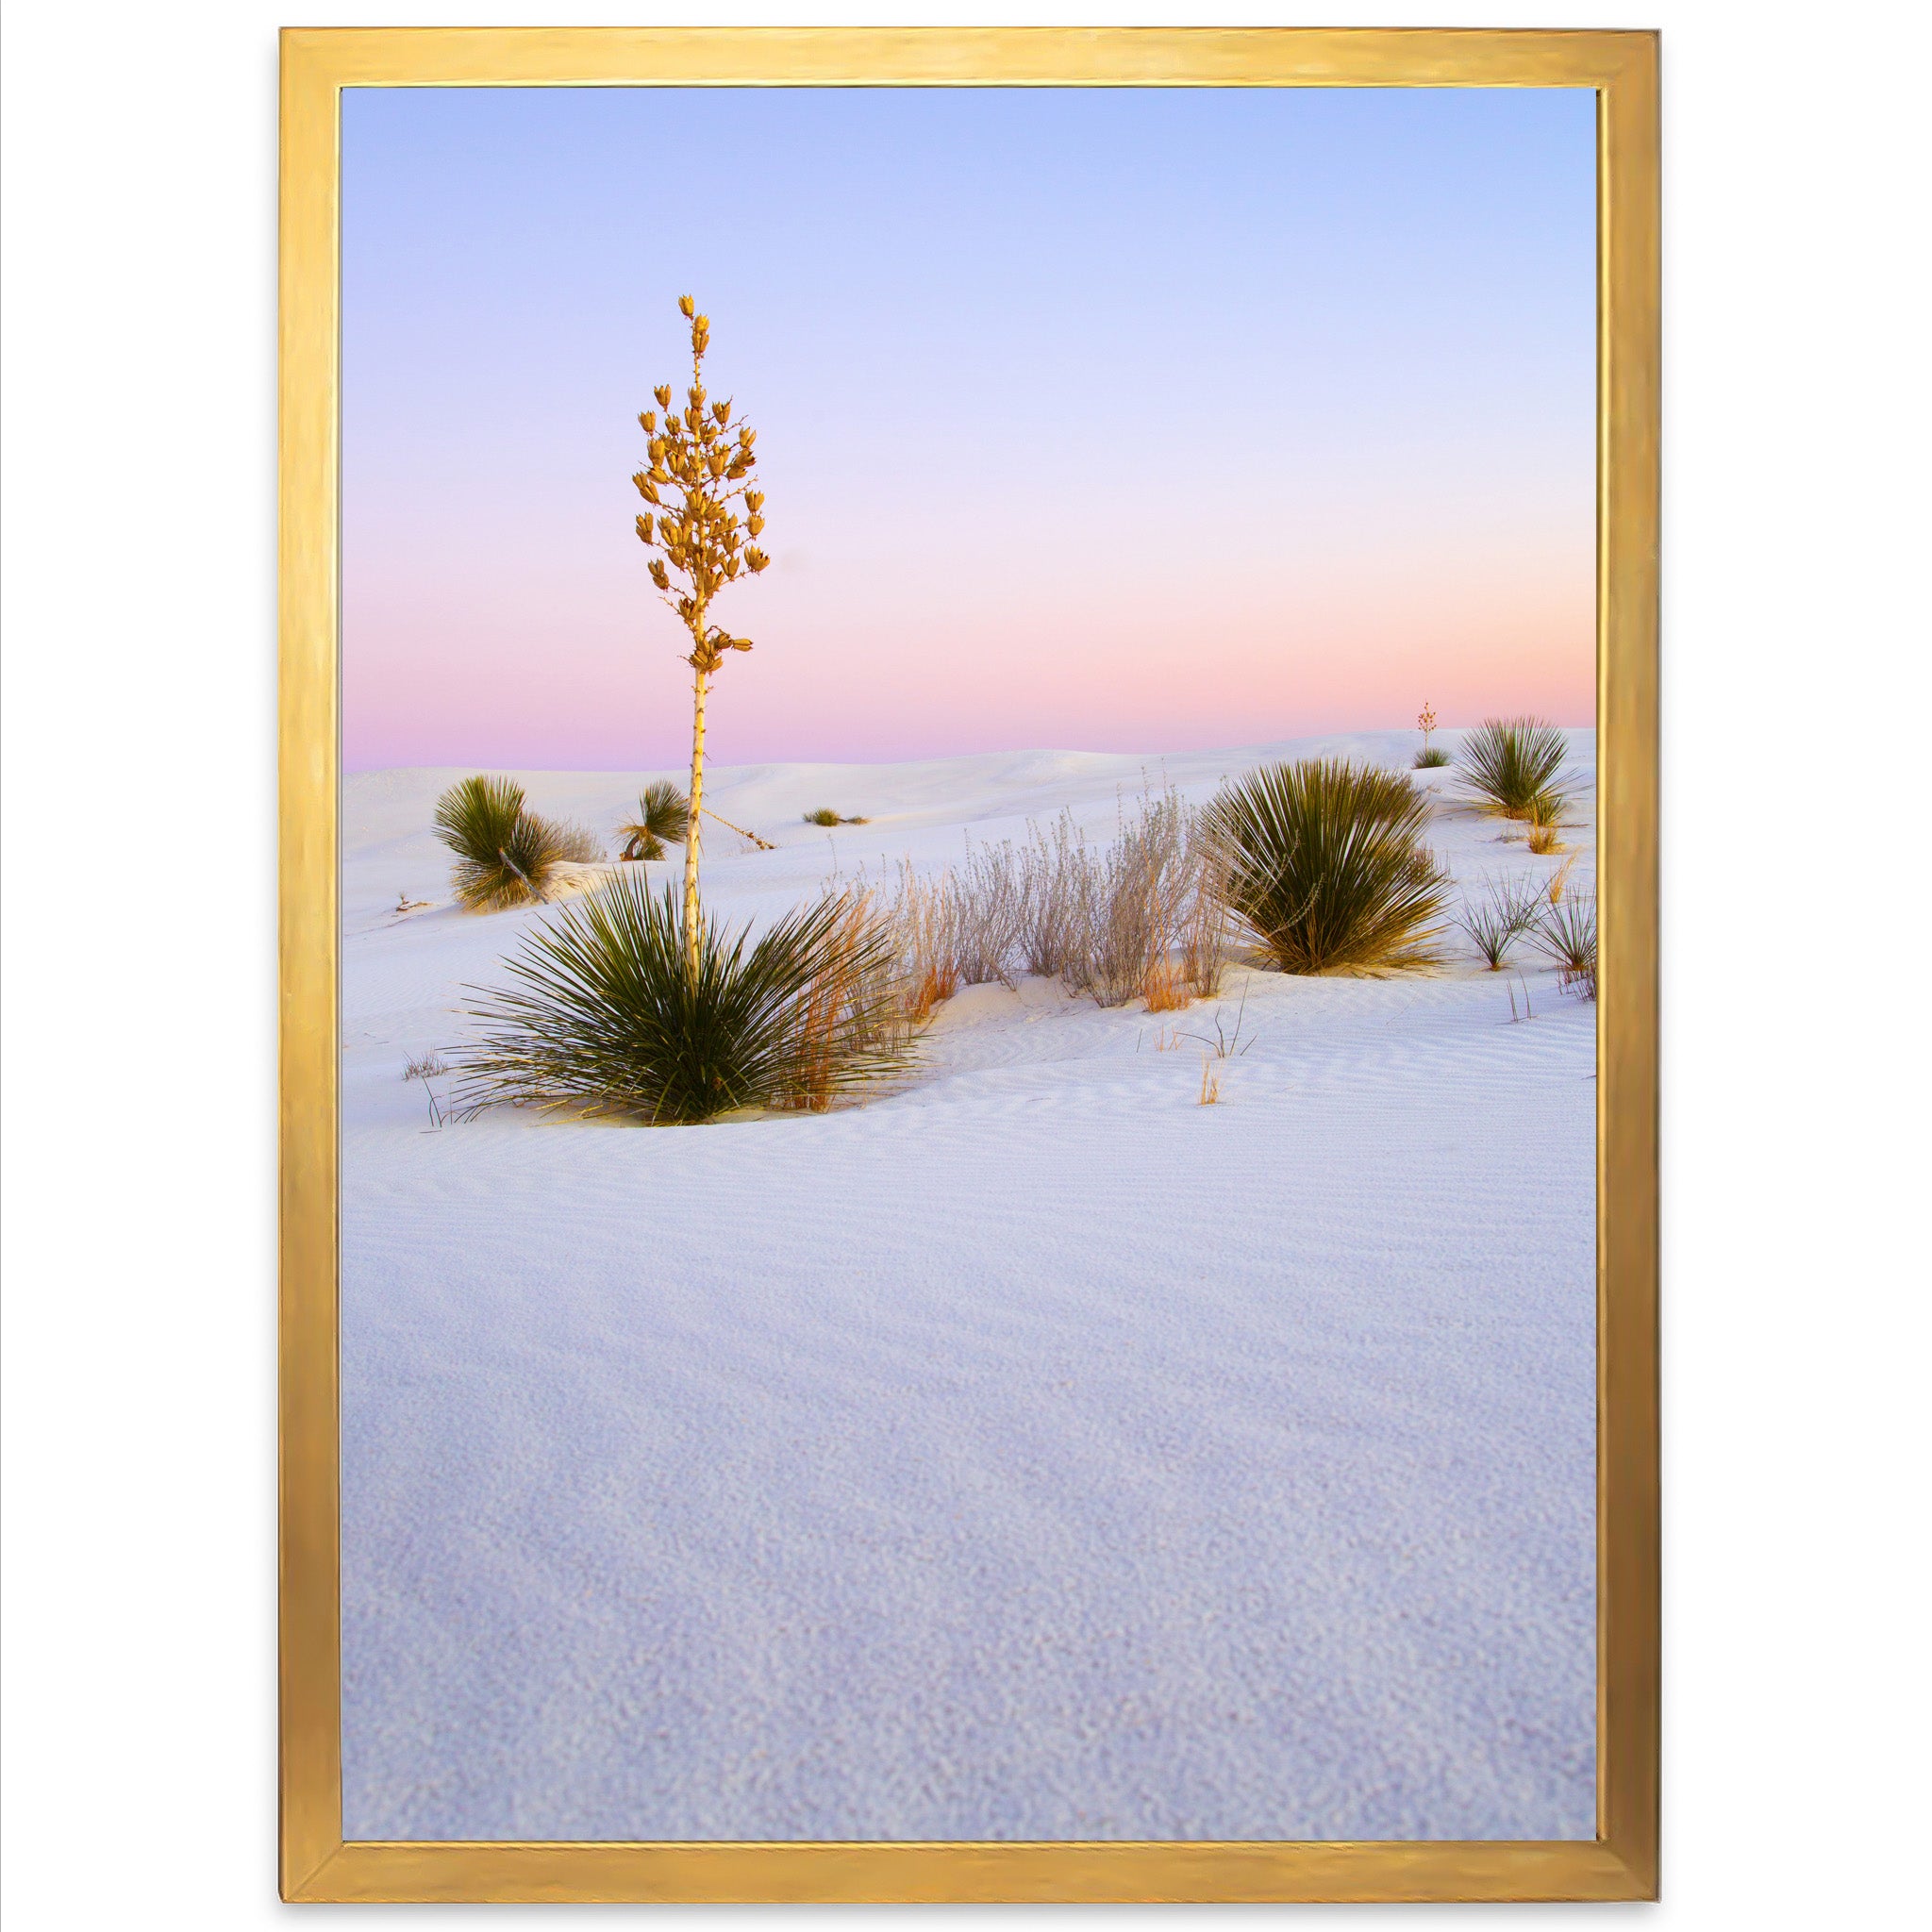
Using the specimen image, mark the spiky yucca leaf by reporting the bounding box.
[1457,872,1547,970]
[1458,717,1570,819]
[1207,759,1450,974]
[433,774,570,911]
[618,779,691,861]
[450,874,908,1124]
[1529,891,1598,998]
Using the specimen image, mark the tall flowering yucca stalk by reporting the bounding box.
[634,295,771,974]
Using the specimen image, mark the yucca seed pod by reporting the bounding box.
[636,512,655,543]
[654,384,671,408]
[648,559,670,591]
[712,400,730,425]
[677,293,695,318]
[746,514,764,537]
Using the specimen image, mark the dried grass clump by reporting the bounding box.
[803,807,870,826]
[881,791,1232,1018]
[1141,961,1191,1012]
[775,887,913,1111]
[1457,872,1547,970]
[1459,716,1570,820]
[1531,891,1598,1001]
[889,860,963,1023]
[618,780,691,861]
[549,820,606,864]
[450,874,908,1124]
[1524,789,1571,856]
[1208,759,1451,974]
[1016,811,1097,983]
[433,774,579,911]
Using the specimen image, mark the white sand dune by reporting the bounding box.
[339,728,1598,1842]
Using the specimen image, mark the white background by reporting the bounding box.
[3,1,1925,1924]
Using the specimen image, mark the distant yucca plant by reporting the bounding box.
[433,774,574,911]
[1413,746,1451,768]
[450,874,908,1124]
[618,779,691,861]
[1457,872,1547,970]
[1459,716,1570,819]
[1530,891,1599,1001]
[1207,759,1451,974]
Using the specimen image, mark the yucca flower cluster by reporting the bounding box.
[633,294,772,972]
[633,294,770,678]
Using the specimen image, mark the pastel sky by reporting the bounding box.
[341,86,1596,773]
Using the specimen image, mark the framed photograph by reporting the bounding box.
[280,25,1657,1904]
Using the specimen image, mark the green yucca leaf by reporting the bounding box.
[450,876,908,1124]
[433,774,574,912]
[617,779,691,859]
[1206,759,1451,974]
[1458,717,1570,819]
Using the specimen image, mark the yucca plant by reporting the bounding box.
[450,874,908,1124]
[1529,891,1599,1001]
[1207,759,1451,974]
[1413,701,1450,767]
[633,295,771,973]
[1458,716,1570,819]
[617,779,691,861]
[433,774,573,911]
[1457,872,1547,970]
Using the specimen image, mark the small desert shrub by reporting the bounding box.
[1457,873,1547,970]
[1179,817,1235,999]
[889,860,963,1022]
[775,888,913,1112]
[618,780,691,861]
[1085,791,1192,1008]
[883,792,1231,1016]
[434,775,575,911]
[1208,759,1451,974]
[1413,746,1451,769]
[549,820,605,864]
[1524,788,1572,855]
[1016,811,1097,983]
[1530,891,1598,1000]
[803,807,843,826]
[954,841,1026,989]
[450,874,908,1124]
[1459,716,1570,820]
[1142,959,1190,1011]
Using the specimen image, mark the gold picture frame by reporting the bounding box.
[280,25,1657,1903]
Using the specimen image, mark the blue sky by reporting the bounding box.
[341,85,1597,769]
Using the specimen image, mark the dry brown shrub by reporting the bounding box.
[777,887,909,1111]
[1141,959,1191,1011]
